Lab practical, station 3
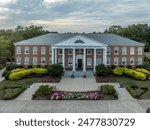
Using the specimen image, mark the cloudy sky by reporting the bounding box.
[0,0,150,32]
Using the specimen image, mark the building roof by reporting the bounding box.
[14,33,144,46]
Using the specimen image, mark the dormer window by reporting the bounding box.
[74,40,84,44]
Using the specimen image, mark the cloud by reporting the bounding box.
[0,0,150,32]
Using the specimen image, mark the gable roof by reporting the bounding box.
[14,33,144,46]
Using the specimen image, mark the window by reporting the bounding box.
[107,57,110,65]
[68,58,73,66]
[122,57,126,65]
[114,47,118,55]
[138,57,142,65]
[130,57,134,65]
[96,58,101,65]
[17,46,21,54]
[138,47,142,55]
[114,57,118,65]
[68,49,73,55]
[122,47,126,55]
[97,49,101,55]
[87,58,92,66]
[25,57,29,65]
[130,47,134,55]
[41,47,46,54]
[16,57,21,65]
[107,47,110,54]
[49,57,52,64]
[87,49,92,55]
[41,57,46,65]
[49,47,52,54]
[58,57,62,64]
[33,57,37,65]
[25,47,29,54]
[58,49,62,55]
[33,47,37,54]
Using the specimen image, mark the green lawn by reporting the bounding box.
[0,78,41,99]
[112,76,150,99]
[144,52,150,58]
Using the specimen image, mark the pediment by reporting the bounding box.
[52,35,107,48]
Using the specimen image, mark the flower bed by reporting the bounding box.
[32,90,117,100]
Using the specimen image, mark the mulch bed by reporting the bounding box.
[95,75,115,83]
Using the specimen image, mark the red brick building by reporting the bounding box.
[14,33,144,71]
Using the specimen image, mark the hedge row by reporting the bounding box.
[9,68,48,80]
[113,67,149,81]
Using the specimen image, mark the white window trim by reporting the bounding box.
[17,47,21,54]
[16,57,21,65]
[138,47,142,55]
[107,57,110,65]
[122,47,126,55]
[138,57,142,65]
[41,57,46,65]
[41,47,46,55]
[58,57,62,64]
[68,49,73,55]
[87,58,92,66]
[97,49,101,55]
[49,47,52,54]
[122,57,126,65]
[58,49,62,55]
[87,49,92,55]
[114,57,118,65]
[33,57,37,65]
[130,47,134,55]
[68,58,73,66]
[96,58,101,65]
[114,47,118,55]
[130,57,134,65]
[25,57,29,65]
[33,47,37,54]
[25,47,29,54]
[107,47,110,55]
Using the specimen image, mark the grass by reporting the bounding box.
[0,78,41,99]
[112,76,150,99]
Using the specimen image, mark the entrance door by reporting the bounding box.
[78,59,82,68]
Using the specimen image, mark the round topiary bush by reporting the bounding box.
[47,64,63,77]
[113,67,124,76]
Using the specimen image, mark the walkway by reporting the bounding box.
[0,68,5,82]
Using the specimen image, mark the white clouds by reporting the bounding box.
[0,0,150,32]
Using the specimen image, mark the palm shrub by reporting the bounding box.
[47,64,63,77]
[96,64,112,76]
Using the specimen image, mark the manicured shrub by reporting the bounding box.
[96,64,112,76]
[11,68,25,73]
[135,64,146,69]
[126,85,137,97]
[127,65,132,69]
[9,68,48,80]
[2,69,11,80]
[136,68,150,78]
[33,85,52,97]
[113,67,124,76]
[47,64,63,77]
[101,84,117,97]
[110,65,116,69]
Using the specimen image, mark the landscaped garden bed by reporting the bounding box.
[32,85,118,100]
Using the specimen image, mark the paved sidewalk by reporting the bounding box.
[0,68,5,82]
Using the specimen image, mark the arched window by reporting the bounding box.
[138,57,142,65]
[138,47,142,55]
[33,57,37,65]
[130,57,134,65]
[114,47,118,55]
[41,47,46,54]
[17,46,21,54]
[74,40,84,44]
[25,47,29,54]
[122,57,126,65]
[33,47,37,54]
[107,47,110,54]
[122,47,126,55]
[114,57,118,65]
[130,47,134,55]
[87,58,92,66]
[16,57,21,65]
[25,57,29,65]
[41,57,46,65]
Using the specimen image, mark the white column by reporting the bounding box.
[52,47,54,64]
[83,48,86,72]
[55,48,57,64]
[93,48,96,71]
[62,48,65,70]
[103,48,107,66]
[73,48,76,71]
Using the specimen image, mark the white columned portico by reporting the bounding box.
[55,48,57,64]
[93,48,96,71]
[62,48,65,70]
[83,48,86,72]
[52,47,54,64]
[103,47,107,66]
[73,48,76,71]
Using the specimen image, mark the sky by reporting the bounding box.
[0,0,150,32]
